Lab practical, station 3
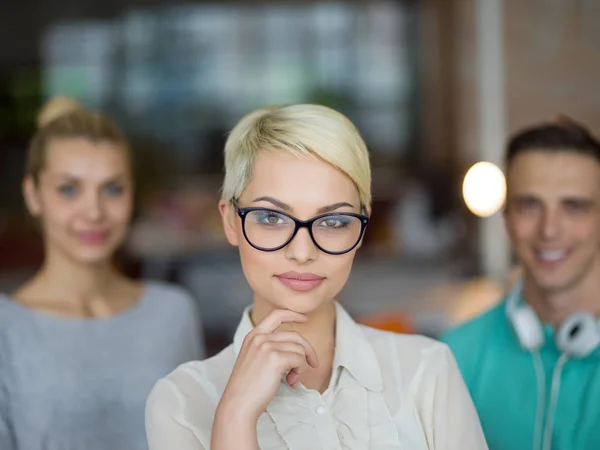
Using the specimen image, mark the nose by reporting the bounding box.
[82,191,105,222]
[284,227,319,264]
[539,207,562,240]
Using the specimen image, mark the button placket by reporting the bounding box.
[310,392,343,450]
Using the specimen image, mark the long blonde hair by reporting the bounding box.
[26,96,131,182]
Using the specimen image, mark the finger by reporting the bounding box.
[267,341,307,357]
[270,331,319,369]
[272,350,310,377]
[252,309,308,335]
[286,370,300,388]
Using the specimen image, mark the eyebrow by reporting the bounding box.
[251,196,355,214]
[316,202,355,214]
[512,193,593,202]
[561,196,594,205]
[52,173,128,183]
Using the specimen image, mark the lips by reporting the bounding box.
[275,272,325,292]
[76,231,109,245]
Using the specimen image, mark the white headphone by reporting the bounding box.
[506,279,600,450]
[506,278,600,358]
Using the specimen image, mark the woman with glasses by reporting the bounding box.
[145,104,488,449]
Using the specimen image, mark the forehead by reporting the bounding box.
[44,138,128,176]
[507,150,600,198]
[243,151,358,202]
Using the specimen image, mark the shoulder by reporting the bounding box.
[360,324,451,374]
[360,324,443,356]
[440,300,509,383]
[145,347,236,450]
[148,343,235,407]
[145,344,235,445]
[0,293,12,317]
[359,325,468,401]
[358,326,488,448]
[142,281,201,318]
[0,293,24,333]
[140,282,206,355]
[144,281,197,304]
[441,301,507,349]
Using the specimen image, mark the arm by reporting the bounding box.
[211,309,318,450]
[182,288,207,360]
[0,366,15,450]
[146,309,318,450]
[0,404,14,450]
[430,344,488,450]
[211,401,259,450]
[440,329,476,390]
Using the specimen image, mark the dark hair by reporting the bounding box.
[506,116,600,167]
[27,96,131,183]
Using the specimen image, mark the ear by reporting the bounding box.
[219,199,240,247]
[23,176,42,217]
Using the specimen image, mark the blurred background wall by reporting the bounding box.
[0,0,598,354]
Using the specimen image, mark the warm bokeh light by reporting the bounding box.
[462,161,506,217]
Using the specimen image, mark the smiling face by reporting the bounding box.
[24,137,133,266]
[504,150,600,294]
[220,151,366,315]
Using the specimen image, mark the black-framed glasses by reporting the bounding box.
[233,201,369,255]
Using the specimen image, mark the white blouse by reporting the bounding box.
[145,302,488,450]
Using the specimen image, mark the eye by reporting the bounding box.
[104,183,125,197]
[57,184,77,197]
[563,200,591,214]
[514,198,539,213]
[316,215,352,228]
[250,210,289,226]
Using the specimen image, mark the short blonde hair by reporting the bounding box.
[222,104,371,208]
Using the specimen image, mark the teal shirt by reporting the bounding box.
[442,300,600,450]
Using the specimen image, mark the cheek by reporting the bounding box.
[506,215,535,242]
[572,219,600,243]
[322,252,355,288]
[237,241,277,288]
[38,196,73,230]
[107,197,133,224]
[238,241,263,265]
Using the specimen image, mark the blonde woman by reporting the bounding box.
[145,105,488,449]
[0,97,204,450]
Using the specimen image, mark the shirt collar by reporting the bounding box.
[232,302,383,392]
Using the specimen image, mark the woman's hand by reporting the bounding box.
[215,309,319,423]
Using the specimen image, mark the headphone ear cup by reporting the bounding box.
[511,304,545,351]
[556,313,600,358]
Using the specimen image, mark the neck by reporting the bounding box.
[524,258,600,325]
[25,247,126,308]
[251,298,336,390]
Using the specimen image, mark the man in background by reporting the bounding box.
[443,118,600,450]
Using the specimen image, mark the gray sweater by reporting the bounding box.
[0,281,204,450]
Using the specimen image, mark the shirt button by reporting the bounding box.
[315,405,326,415]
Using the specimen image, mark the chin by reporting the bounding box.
[267,291,331,314]
[66,243,119,266]
[529,271,577,293]
[71,252,114,266]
